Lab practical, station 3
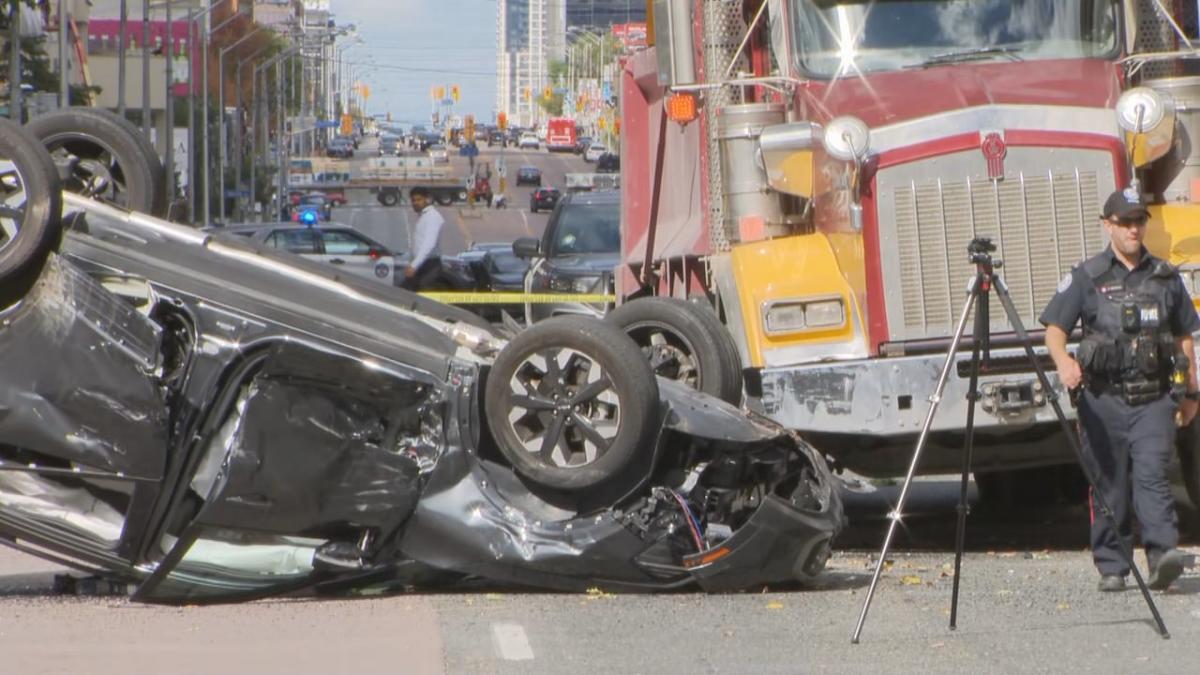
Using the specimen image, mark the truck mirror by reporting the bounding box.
[513,237,541,259]
[757,121,824,199]
[653,0,696,86]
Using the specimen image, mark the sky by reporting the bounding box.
[333,0,499,127]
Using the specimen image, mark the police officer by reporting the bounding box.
[1041,187,1198,592]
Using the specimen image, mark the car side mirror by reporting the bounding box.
[513,237,541,259]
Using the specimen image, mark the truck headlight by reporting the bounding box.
[763,297,846,335]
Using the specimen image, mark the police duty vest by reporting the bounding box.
[1075,255,1176,383]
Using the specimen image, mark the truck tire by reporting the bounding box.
[485,317,659,491]
[378,190,399,207]
[24,107,167,217]
[606,297,743,405]
[0,119,63,308]
[435,192,453,206]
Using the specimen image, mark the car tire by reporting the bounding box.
[435,193,454,206]
[485,317,660,491]
[24,107,168,217]
[379,191,399,207]
[0,119,63,308]
[606,297,743,405]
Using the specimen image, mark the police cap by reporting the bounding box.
[1101,187,1150,222]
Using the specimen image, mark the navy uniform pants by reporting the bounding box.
[1077,389,1179,576]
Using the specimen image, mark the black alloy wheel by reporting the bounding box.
[606,297,743,405]
[24,107,167,217]
[485,317,659,491]
[0,119,63,308]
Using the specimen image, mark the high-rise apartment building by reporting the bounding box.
[496,0,565,128]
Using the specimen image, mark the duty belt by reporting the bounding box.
[1087,376,1167,406]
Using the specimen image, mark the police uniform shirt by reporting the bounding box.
[1039,245,1200,338]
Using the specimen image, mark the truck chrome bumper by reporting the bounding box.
[758,345,1073,436]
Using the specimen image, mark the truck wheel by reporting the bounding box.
[435,193,453,206]
[606,297,743,405]
[24,107,167,217]
[485,317,659,491]
[378,190,398,207]
[0,119,63,308]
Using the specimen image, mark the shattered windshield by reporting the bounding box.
[790,0,1119,77]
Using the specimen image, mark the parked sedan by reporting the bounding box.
[515,165,542,186]
[0,125,843,603]
[530,186,561,213]
[518,133,539,150]
[584,143,608,162]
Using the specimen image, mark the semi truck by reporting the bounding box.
[617,0,1200,506]
[290,156,475,206]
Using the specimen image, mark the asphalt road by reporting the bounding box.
[3,477,1197,674]
[329,137,591,261]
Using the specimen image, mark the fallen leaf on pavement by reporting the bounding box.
[766,601,784,610]
[901,575,922,585]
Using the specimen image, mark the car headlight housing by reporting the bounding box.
[549,275,602,294]
[763,297,846,335]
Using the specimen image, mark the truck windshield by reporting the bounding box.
[791,0,1119,78]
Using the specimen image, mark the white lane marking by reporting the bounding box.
[520,208,532,236]
[492,623,534,661]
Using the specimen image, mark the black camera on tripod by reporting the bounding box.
[968,237,998,264]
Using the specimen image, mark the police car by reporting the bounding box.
[217,219,400,286]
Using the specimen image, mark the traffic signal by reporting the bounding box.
[451,85,461,103]
[543,86,553,100]
[498,111,507,130]
[465,115,476,141]
[436,86,446,101]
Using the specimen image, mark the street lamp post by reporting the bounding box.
[199,2,247,226]
[249,48,297,221]
[218,26,266,223]
[230,43,272,221]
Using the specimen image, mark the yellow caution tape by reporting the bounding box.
[419,291,617,304]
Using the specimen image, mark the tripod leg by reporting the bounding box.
[851,276,980,644]
[990,275,1170,639]
[950,274,988,630]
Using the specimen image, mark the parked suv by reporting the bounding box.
[220,223,399,286]
[512,190,620,322]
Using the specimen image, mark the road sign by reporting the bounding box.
[224,189,250,199]
[316,120,339,129]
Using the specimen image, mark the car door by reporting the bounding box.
[129,343,434,603]
[319,229,394,284]
[265,228,321,265]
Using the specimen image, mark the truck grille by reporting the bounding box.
[878,148,1113,341]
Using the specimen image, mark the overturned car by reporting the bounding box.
[0,115,842,603]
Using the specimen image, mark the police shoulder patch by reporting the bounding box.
[1057,273,1072,293]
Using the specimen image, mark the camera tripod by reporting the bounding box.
[850,238,1170,643]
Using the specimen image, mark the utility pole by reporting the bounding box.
[58,0,69,107]
[118,0,127,116]
[141,0,150,134]
[164,0,174,214]
[8,0,21,121]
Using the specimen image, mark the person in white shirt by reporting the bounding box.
[402,187,445,291]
